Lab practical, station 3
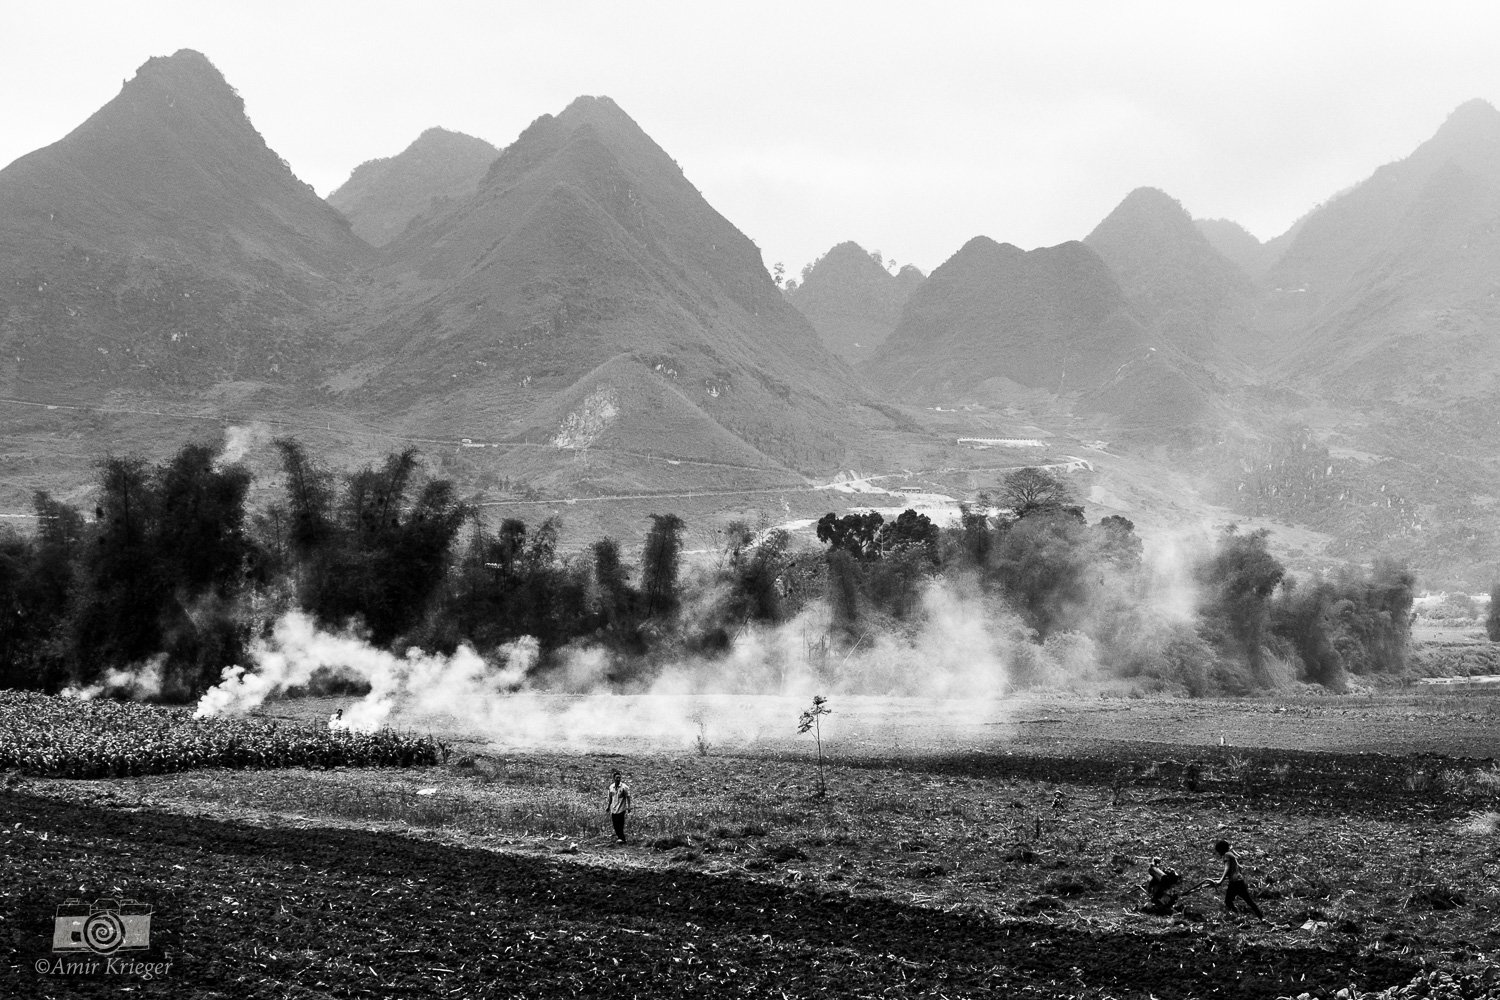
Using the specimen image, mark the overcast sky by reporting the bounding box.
[4,1,1498,274]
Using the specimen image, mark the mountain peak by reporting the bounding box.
[560,94,626,117]
[1088,187,1196,241]
[555,95,644,138]
[125,48,241,109]
[0,48,368,396]
[954,235,1023,258]
[1085,187,1251,360]
[1438,98,1500,133]
[1411,98,1500,175]
[788,241,922,363]
[1117,186,1186,212]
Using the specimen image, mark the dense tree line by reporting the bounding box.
[804,469,1416,695]
[0,440,1421,702]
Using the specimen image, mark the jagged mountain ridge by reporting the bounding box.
[328,127,499,246]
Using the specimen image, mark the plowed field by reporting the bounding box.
[3,689,1498,998]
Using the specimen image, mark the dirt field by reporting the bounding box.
[4,689,1499,998]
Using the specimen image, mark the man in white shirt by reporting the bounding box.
[606,770,632,843]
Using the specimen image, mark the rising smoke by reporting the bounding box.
[193,579,1022,747]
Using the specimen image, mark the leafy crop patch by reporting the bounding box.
[0,691,439,777]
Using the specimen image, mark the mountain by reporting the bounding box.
[1196,218,1276,278]
[1266,100,1500,315]
[328,128,499,246]
[863,237,1145,397]
[0,50,371,400]
[786,242,923,362]
[1085,187,1257,365]
[1180,99,1500,589]
[1263,99,1500,395]
[339,96,874,473]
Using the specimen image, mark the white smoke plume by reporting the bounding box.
[62,656,166,701]
[1140,525,1216,623]
[193,580,1021,748]
[217,422,273,467]
[193,612,536,731]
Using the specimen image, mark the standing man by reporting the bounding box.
[606,769,632,844]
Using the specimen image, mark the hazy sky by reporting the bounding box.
[4,2,1498,274]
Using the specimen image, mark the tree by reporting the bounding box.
[815,511,883,559]
[796,695,832,797]
[1271,576,1345,689]
[277,442,470,645]
[641,514,685,619]
[1093,515,1142,571]
[0,493,85,689]
[825,549,863,643]
[155,442,253,597]
[956,500,992,567]
[772,261,786,287]
[591,537,636,634]
[875,509,940,560]
[71,456,164,680]
[726,527,789,625]
[1329,560,1414,675]
[273,438,334,555]
[1489,583,1500,642]
[991,508,1093,640]
[1197,527,1285,688]
[999,467,1076,520]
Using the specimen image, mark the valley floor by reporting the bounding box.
[4,691,1499,998]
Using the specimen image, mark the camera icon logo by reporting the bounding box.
[52,899,153,955]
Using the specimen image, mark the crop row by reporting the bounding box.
[0,691,440,778]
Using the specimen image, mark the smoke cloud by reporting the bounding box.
[217,422,273,467]
[194,580,1021,747]
[63,656,166,702]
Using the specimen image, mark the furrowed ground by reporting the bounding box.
[3,690,1499,999]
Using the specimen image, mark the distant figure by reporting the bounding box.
[329,707,345,732]
[606,769,632,843]
[1212,839,1265,919]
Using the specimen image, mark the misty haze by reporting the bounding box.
[3,30,1500,1000]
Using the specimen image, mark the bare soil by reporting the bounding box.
[4,690,1499,998]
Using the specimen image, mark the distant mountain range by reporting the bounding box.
[2,49,1499,587]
